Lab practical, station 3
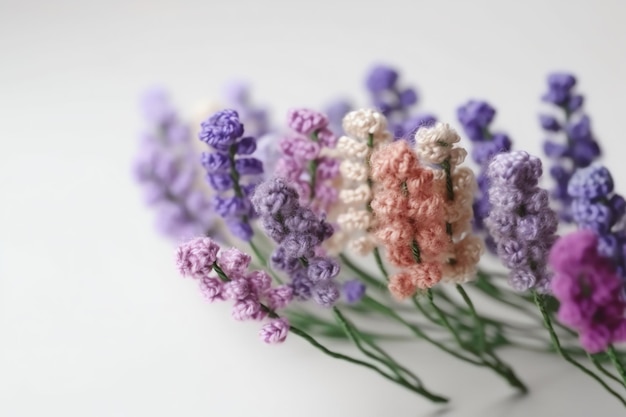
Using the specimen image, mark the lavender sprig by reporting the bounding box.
[199,109,263,241]
[568,164,626,277]
[365,64,436,142]
[251,177,340,307]
[133,88,217,240]
[540,73,601,221]
[457,100,513,252]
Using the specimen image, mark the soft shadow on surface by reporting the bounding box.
[420,406,455,417]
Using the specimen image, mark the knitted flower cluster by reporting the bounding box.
[550,230,626,353]
[365,64,436,141]
[370,140,449,299]
[176,237,292,344]
[335,109,393,255]
[540,73,601,221]
[251,177,340,307]
[485,151,558,292]
[568,165,626,276]
[199,109,264,241]
[275,109,340,214]
[133,88,216,240]
[220,80,270,138]
[415,123,483,283]
[457,100,513,252]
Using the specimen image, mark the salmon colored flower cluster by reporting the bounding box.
[370,140,449,299]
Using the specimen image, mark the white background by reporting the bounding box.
[2,0,626,416]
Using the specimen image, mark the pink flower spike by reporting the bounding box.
[259,318,290,344]
[217,247,252,278]
[287,108,328,135]
[267,285,294,310]
[199,277,223,302]
[247,270,272,295]
[222,278,251,300]
[176,237,220,279]
[232,297,262,321]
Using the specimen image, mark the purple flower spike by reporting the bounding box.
[199,109,264,242]
[343,279,366,304]
[568,164,626,277]
[485,151,558,292]
[366,65,399,93]
[540,72,601,222]
[199,109,244,150]
[252,177,341,307]
[133,88,217,241]
[363,63,436,141]
[457,99,513,253]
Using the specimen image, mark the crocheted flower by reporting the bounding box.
[370,140,449,298]
[251,177,340,307]
[457,100,513,252]
[364,64,436,141]
[275,109,340,215]
[540,72,601,222]
[415,123,482,283]
[133,88,218,240]
[199,109,264,241]
[334,109,393,255]
[550,230,626,353]
[176,237,293,343]
[568,164,626,276]
[485,151,558,292]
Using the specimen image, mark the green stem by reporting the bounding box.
[363,295,483,365]
[533,291,626,406]
[290,322,448,403]
[588,352,623,385]
[456,285,486,354]
[608,345,626,389]
[372,247,389,280]
[333,308,426,390]
[339,253,387,290]
[308,130,319,199]
[248,240,283,284]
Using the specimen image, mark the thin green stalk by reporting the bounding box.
[427,288,528,393]
[533,291,626,406]
[456,285,486,354]
[333,308,425,389]
[588,352,623,385]
[339,253,387,290]
[248,240,283,284]
[372,247,389,280]
[289,324,448,403]
[608,345,626,389]
[363,295,483,365]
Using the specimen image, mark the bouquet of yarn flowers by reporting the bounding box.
[132,63,626,406]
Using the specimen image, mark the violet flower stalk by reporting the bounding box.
[220,80,270,138]
[365,64,436,141]
[133,88,217,240]
[485,151,559,292]
[540,72,601,221]
[456,100,513,252]
[251,177,340,307]
[275,109,340,215]
[199,109,263,242]
[568,164,626,276]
